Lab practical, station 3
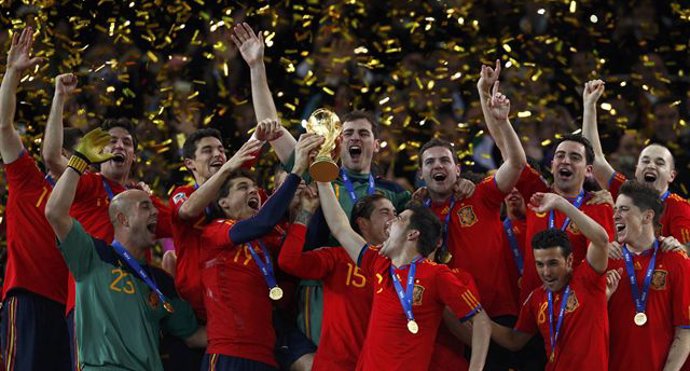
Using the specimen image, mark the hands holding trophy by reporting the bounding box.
[306,108,342,182]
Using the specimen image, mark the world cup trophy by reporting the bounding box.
[306,108,342,182]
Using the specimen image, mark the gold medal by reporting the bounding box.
[269,286,284,301]
[407,320,419,334]
[634,312,647,326]
[163,302,174,313]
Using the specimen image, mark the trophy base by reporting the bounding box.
[309,159,339,182]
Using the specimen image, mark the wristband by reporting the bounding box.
[67,154,89,175]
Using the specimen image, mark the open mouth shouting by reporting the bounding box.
[557,167,573,181]
[146,219,158,235]
[348,145,362,160]
[209,159,224,171]
[111,153,126,164]
[432,172,448,183]
[247,196,260,211]
[642,171,657,184]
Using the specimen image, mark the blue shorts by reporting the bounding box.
[1,290,70,371]
[201,354,277,371]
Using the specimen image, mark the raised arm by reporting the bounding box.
[316,181,367,262]
[663,327,690,371]
[42,73,78,178]
[580,80,615,188]
[178,139,262,221]
[232,23,296,164]
[477,62,526,193]
[1,27,44,163]
[45,128,113,240]
[529,192,609,273]
[467,310,491,371]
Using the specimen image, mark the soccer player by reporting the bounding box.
[491,191,610,371]
[278,192,396,371]
[44,128,206,371]
[503,188,527,305]
[606,181,690,371]
[420,62,526,370]
[316,180,491,371]
[200,133,322,371]
[0,26,71,371]
[581,79,690,245]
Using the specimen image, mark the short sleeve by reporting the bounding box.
[514,291,539,335]
[58,221,98,280]
[152,196,173,238]
[476,175,508,211]
[4,151,46,189]
[668,198,690,245]
[201,219,236,249]
[357,245,381,277]
[515,165,549,201]
[670,253,690,328]
[436,267,482,322]
[162,297,199,339]
[607,172,627,201]
[575,261,606,295]
[169,187,193,220]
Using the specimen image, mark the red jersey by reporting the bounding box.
[609,172,690,243]
[65,172,173,313]
[278,223,372,371]
[503,217,527,309]
[517,166,615,302]
[429,176,518,317]
[169,184,208,320]
[607,249,690,371]
[2,151,68,304]
[356,246,482,371]
[515,262,608,371]
[201,218,285,367]
[429,269,481,371]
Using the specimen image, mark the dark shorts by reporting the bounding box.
[201,354,277,371]
[1,290,70,371]
[160,333,204,371]
[274,310,317,370]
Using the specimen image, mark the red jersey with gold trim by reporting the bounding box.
[430,176,518,317]
[607,249,690,371]
[2,151,68,304]
[609,172,690,244]
[515,262,608,371]
[169,184,207,320]
[64,172,173,313]
[517,166,615,302]
[201,218,285,367]
[429,269,481,371]
[278,223,372,371]
[356,246,481,371]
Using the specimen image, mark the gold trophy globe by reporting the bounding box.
[306,108,342,182]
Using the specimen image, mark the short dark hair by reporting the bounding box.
[554,134,595,165]
[532,229,572,257]
[350,194,388,234]
[63,127,83,151]
[618,180,664,225]
[182,128,223,160]
[210,168,256,219]
[418,138,457,168]
[341,110,379,138]
[101,118,138,150]
[406,205,442,258]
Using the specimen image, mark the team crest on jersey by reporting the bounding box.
[172,192,187,205]
[148,291,160,309]
[457,205,478,227]
[412,284,425,306]
[565,292,579,313]
[651,270,668,290]
[566,221,581,235]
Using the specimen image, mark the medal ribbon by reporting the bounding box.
[549,190,585,231]
[102,177,116,201]
[111,240,173,311]
[424,196,456,261]
[660,190,670,203]
[390,256,423,325]
[548,285,571,360]
[246,240,279,291]
[340,168,375,203]
[503,218,524,275]
[622,240,659,316]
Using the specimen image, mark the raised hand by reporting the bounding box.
[298,184,320,214]
[231,23,264,67]
[528,192,565,214]
[6,27,44,74]
[223,139,263,171]
[608,241,623,260]
[659,236,687,254]
[583,79,605,107]
[453,177,476,200]
[606,268,623,299]
[586,189,613,207]
[292,133,325,176]
[254,119,284,142]
[488,81,510,121]
[74,128,115,164]
[477,59,501,95]
[55,73,78,97]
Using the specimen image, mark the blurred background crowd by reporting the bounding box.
[1,0,690,280]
